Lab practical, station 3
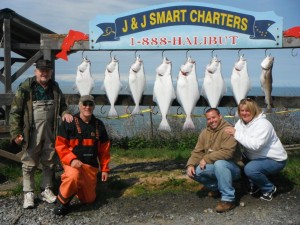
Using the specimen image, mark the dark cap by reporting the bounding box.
[35,59,53,70]
[79,95,94,103]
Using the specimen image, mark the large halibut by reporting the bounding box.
[176,57,200,130]
[153,57,176,131]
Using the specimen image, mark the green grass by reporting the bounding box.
[281,151,300,186]
[0,148,299,198]
[111,147,191,163]
[1,162,22,180]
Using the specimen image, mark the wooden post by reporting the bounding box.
[149,106,154,138]
[3,18,12,125]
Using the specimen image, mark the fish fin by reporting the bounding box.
[108,106,118,118]
[131,105,141,115]
[201,87,207,98]
[72,83,78,91]
[55,51,68,61]
[183,117,195,130]
[171,90,176,100]
[153,92,157,102]
[158,119,171,132]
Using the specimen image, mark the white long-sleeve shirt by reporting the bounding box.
[234,113,287,161]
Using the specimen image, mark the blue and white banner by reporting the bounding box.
[89,2,283,50]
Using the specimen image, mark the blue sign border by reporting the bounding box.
[89,2,282,50]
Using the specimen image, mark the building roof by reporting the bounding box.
[0,8,55,59]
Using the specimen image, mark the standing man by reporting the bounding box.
[54,95,111,216]
[186,108,243,213]
[9,59,73,209]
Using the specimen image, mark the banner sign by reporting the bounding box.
[89,2,283,50]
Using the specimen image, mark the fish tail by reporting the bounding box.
[56,51,68,61]
[108,106,118,118]
[158,118,171,132]
[183,117,195,130]
[131,105,141,115]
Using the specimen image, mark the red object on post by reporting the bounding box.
[56,30,89,61]
[283,26,300,38]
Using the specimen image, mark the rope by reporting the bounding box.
[98,108,300,120]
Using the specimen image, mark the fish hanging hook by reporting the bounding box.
[177,106,182,115]
[186,50,190,59]
[135,50,140,59]
[291,48,298,57]
[238,49,244,58]
[265,49,271,57]
[151,106,158,115]
[100,105,106,114]
[81,51,87,60]
[125,105,131,114]
[211,50,217,58]
[162,50,165,59]
[110,50,115,59]
[227,107,235,117]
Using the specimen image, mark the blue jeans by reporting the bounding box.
[189,160,241,202]
[244,158,286,193]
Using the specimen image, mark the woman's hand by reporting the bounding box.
[225,126,236,136]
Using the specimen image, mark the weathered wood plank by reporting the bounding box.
[0,149,21,163]
[40,34,300,50]
[1,93,300,108]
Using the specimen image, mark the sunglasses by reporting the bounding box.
[82,101,95,107]
[240,98,254,103]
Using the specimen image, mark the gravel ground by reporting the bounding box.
[0,179,299,225]
[0,157,299,225]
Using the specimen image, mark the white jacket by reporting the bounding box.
[234,113,287,161]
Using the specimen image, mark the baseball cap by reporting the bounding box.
[79,95,95,103]
[35,59,53,70]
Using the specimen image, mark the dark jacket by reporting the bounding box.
[9,76,69,150]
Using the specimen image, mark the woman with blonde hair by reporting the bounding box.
[225,98,287,201]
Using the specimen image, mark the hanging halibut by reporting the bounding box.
[103,56,122,117]
[202,56,226,108]
[75,57,94,96]
[128,56,146,115]
[153,57,176,131]
[231,55,251,106]
[260,55,274,112]
[176,57,200,130]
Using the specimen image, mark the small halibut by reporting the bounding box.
[128,56,146,115]
[75,57,94,96]
[103,56,122,117]
[260,55,274,112]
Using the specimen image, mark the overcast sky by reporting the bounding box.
[1,0,300,94]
